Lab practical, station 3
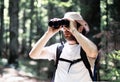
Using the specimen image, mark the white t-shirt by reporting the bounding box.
[46,42,93,82]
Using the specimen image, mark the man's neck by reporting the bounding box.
[67,40,77,45]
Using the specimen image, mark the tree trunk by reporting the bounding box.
[28,0,34,51]
[111,0,120,50]
[8,0,19,68]
[0,0,4,57]
[20,10,27,55]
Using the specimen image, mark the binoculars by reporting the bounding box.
[48,19,81,29]
[48,19,70,29]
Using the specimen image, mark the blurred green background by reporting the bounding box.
[0,0,120,82]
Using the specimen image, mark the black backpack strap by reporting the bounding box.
[93,54,99,81]
[59,58,82,72]
[52,45,64,82]
[80,48,94,81]
[55,45,64,68]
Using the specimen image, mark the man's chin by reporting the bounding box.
[65,37,75,41]
[64,35,77,42]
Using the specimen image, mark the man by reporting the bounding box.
[29,12,98,82]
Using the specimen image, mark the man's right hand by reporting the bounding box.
[47,18,62,37]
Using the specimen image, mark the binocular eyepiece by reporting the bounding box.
[48,19,70,29]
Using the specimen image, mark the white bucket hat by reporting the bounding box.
[63,12,83,20]
[63,12,90,33]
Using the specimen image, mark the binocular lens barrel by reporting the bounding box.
[48,19,70,29]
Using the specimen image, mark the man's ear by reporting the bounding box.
[77,20,90,33]
[78,26,84,32]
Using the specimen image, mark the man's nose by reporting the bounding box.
[62,27,68,31]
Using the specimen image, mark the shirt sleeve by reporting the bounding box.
[45,43,59,61]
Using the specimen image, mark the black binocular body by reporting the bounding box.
[48,19,70,29]
[48,19,81,29]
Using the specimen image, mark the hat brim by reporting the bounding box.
[76,20,90,33]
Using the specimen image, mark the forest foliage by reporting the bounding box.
[0,0,120,81]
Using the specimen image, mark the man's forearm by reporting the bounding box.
[29,32,52,59]
[72,29,98,58]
